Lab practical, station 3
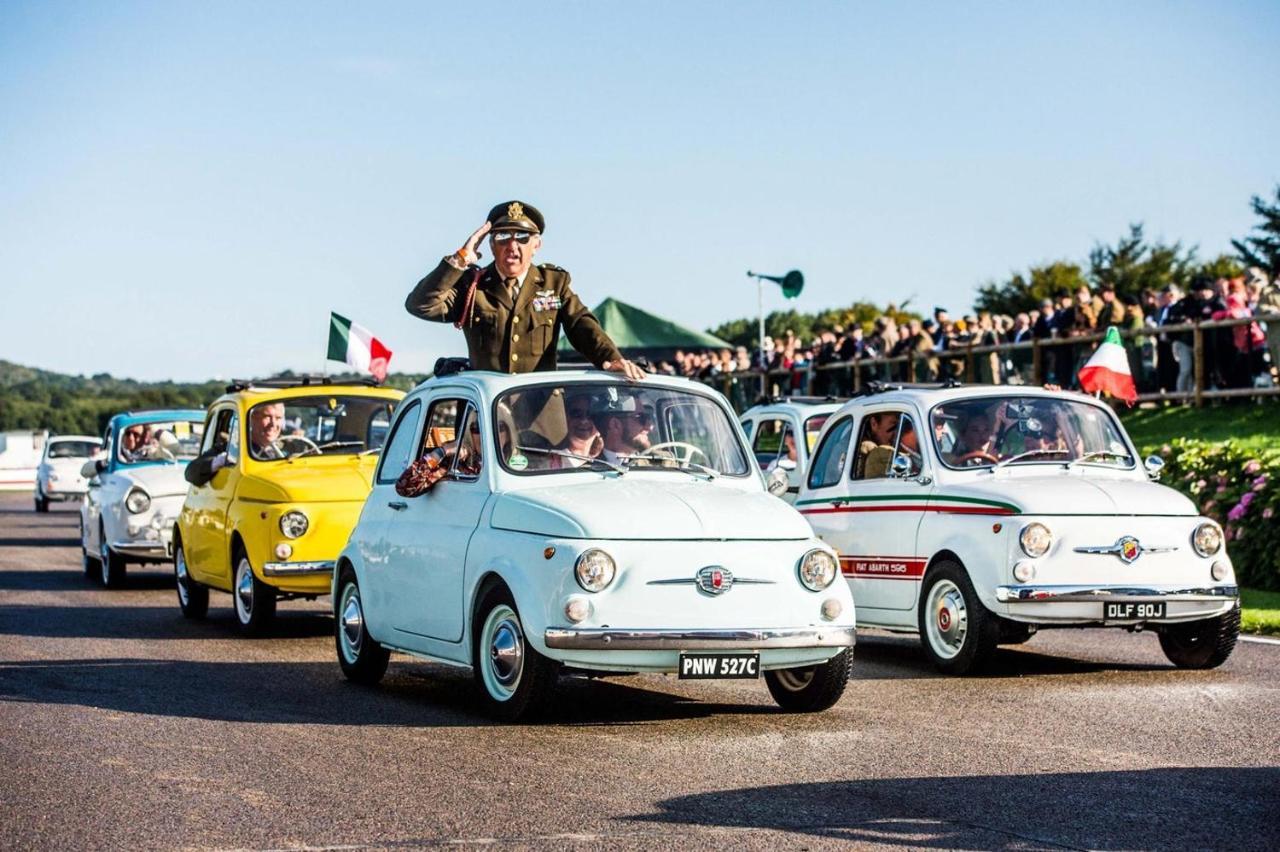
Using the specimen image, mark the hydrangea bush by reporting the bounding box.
[1157,439,1280,591]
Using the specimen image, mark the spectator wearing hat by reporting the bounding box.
[406,201,644,380]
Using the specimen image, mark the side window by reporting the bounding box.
[376,400,423,484]
[752,418,790,467]
[226,414,240,465]
[421,398,464,453]
[740,419,754,440]
[807,416,854,489]
[452,405,482,480]
[854,412,921,480]
[202,409,236,457]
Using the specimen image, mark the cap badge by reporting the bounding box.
[507,202,525,221]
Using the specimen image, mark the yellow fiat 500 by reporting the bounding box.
[173,378,404,634]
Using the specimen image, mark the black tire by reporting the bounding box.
[764,648,853,712]
[232,554,276,636]
[34,492,49,513]
[99,523,127,589]
[174,542,209,620]
[471,585,558,722]
[918,560,1000,675]
[1158,606,1240,669]
[81,517,98,577]
[998,620,1036,645]
[335,568,390,685]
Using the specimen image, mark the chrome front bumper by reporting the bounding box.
[996,584,1239,604]
[544,626,856,651]
[110,540,171,559]
[262,560,335,577]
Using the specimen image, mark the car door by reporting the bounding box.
[82,425,112,553]
[380,396,490,646]
[183,407,240,585]
[358,396,425,632]
[838,408,932,613]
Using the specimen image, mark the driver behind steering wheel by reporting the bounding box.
[589,391,655,466]
[947,408,999,466]
[249,402,288,461]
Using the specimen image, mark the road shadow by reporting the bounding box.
[851,632,1168,679]
[0,568,177,593]
[0,536,80,548]
[627,768,1280,850]
[0,656,779,728]
[0,603,334,640]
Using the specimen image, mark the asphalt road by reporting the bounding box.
[1,492,1277,851]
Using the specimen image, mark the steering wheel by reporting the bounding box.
[633,441,709,465]
[279,435,319,456]
[954,450,999,466]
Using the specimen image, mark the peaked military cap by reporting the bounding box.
[487,200,544,235]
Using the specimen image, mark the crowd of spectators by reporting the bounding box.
[663,268,1280,399]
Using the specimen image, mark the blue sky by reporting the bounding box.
[2,1,1277,381]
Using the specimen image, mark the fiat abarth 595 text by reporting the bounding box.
[333,369,857,720]
[173,378,403,635]
[797,383,1239,675]
[80,410,205,588]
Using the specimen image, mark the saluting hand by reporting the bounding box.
[603,358,647,382]
[458,222,492,265]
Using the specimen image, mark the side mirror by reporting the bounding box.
[80,460,101,479]
[776,458,798,472]
[1144,455,1165,480]
[766,466,790,497]
[890,454,912,478]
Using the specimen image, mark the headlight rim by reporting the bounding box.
[125,487,151,515]
[574,548,617,593]
[1192,522,1223,558]
[798,548,838,592]
[1019,522,1053,558]
[279,510,310,540]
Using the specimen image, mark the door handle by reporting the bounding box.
[388,500,408,511]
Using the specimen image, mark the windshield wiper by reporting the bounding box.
[621,454,720,479]
[515,446,626,475]
[288,440,364,460]
[992,448,1072,470]
[1067,450,1132,469]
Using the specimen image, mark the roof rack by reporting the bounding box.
[224,375,381,393]
[849,379,964,398]
[753,393,846,407]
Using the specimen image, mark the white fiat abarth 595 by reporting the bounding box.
[796,383,1239,675]
[333,369,857,720]
[739,396,844,503]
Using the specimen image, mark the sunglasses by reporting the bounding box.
[623,412,653,426]
[491,232,534,245]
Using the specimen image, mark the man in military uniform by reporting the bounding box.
[406,201,645,380]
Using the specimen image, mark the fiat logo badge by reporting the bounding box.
[695,566,734,595]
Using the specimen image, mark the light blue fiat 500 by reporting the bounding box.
[332,369,856,720]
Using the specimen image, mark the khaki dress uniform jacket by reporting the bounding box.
[406,259,621,374]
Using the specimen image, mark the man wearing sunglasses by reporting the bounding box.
[406,200,645,381]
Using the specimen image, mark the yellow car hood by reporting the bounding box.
[238,457,376,504]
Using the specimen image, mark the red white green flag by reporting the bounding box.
[1077,326,1137,404]
[327,312,392,382]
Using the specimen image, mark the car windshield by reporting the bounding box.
[931,396,1134,470]
[117,420,205,465]
[48,440,100,459]
[495,382,751,476]
[804,414,831,452]
[248,395,395,461]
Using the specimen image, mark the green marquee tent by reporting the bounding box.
[558,297,733,361]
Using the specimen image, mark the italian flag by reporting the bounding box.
[1077,325,1137,404]
[328,312,392,382]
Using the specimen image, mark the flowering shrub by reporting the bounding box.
[1157,439,1280,591]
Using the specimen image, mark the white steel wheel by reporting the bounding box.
[334,571,389,684]
[471,587,558,721]
[174,544,208,619]
[772,668,816,692]
[232,556,276,635]
[764,649,853,712]
[924,579,968,661]
[479,605,525,703]
[99,523,126,588]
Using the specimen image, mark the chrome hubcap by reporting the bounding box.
[100,531,110,583]
[340,585,364,662]
[235,560,254,621]
[480,605,524,701]
[175,549,189,606]
[925,579,968,659]
[774,667,815,692]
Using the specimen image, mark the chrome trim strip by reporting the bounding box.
[646,578,775,586]
[996,584,1239,604]
[262,560,336,577]
[1073,544,1179,555]
[544,626,856,650]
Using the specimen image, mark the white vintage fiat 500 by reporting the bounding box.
[333,369,856,720]
[797,384,1239,675]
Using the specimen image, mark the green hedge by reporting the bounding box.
[1157,439,1279,591]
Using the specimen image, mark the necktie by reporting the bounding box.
[506,277,519,302]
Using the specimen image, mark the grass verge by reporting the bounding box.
[1241,587,1280,636]
[1119,400,1280,456]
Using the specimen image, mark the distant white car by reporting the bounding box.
[0,429,46,492]
[34,435,102,512]
[797,384,1240,674]
[739,396,844,503]
[80,410,205,588]
[334,370,857,721]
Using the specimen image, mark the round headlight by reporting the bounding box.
[279,510,309,539]
[1193,522,1223,557]
[575,548,616,592]
[125,488,151,514]
[1210,561,1230,582]
[1019,523,1052,558]
[798,549,838,591]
